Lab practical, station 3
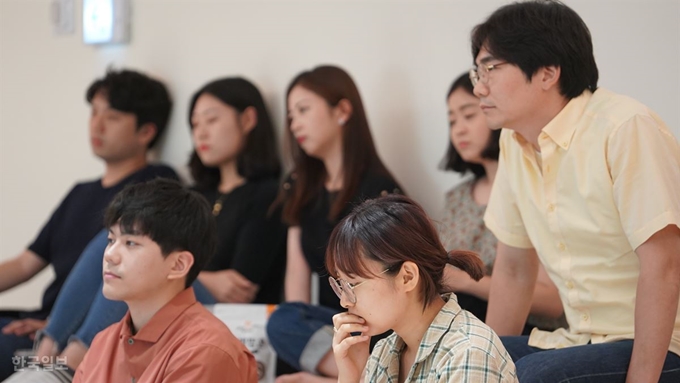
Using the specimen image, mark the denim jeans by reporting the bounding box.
[266,302,338,373]
[502,336,680,382]
[0,316,35,380]
[41,229,217,351]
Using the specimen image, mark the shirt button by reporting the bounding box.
[566,281,574,289]
[127,338,134,345]
[380,190,388,197]
[547,203,555,212]
[557,242,566,251]
[582,313,589,321]
[546,165,551,173]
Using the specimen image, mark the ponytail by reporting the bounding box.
[447,250,484,281]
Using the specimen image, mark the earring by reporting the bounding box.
[338,118,345,125]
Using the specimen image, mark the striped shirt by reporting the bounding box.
[364,294,518,382]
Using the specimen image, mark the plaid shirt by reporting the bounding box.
[364,294,517,382]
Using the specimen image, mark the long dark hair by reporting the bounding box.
[326,194,484,310]
[188,77,281,190]
[439,73,500,179]
[278,65,393,225]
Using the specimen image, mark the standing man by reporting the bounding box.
[0,69,177,379]
[472,1,680,382]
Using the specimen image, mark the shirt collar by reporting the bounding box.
[412,293,462,364]
[119,287,198,343]
[542,90,592,150]
[511,90,593,151]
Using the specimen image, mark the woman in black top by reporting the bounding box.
[189,77,286,304]
[266,65,401,383]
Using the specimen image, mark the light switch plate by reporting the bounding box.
[51,0,75,35]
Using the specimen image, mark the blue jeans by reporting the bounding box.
[41,229,217,350]
[0,316,35,380]
[502,336,680,382]
[266,302,338,373]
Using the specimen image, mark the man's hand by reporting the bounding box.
[1,318,47,340]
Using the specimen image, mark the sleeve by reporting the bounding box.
[483,131,533,249]
[163,345,258,383]
[607,114,680,249]
[436,348,516,383]
[27,184,79,262]
[229,181,287,284]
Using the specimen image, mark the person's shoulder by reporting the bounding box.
[139,163,179,180]
[180,304,249,351]
[445,179,474,201]
[250,177,282,200]
[586,88,659,128]
[358,169,402,198]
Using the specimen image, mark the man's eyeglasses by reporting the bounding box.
[328,267,393,305]
[469,62,508,86]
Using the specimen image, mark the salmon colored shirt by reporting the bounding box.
[73,287,257,383]
[484,88,680,354]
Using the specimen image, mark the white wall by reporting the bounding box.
[1,0,678,309]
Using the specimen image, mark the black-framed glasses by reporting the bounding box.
[328,268,392,304]
[469,62,508,86]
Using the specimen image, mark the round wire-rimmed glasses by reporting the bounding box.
[328,268,392,304]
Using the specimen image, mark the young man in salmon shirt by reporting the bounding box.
[72,179,257,383]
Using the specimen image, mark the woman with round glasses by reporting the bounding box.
[327,194,517,383]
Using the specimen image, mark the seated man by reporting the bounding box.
[0,68,177,379]
[472,1,680,382]
[72,179,257,382]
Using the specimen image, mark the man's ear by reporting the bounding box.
[239,106,258,134]
[538,65,561,91]
[398,261,420,293]
[137,123,158,147]
[167,251,194,282]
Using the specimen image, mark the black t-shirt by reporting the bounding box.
[27,164,178,319]
[293,171,402,311]
[199,178,287,304]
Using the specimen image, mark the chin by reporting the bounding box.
[102,285,124,301]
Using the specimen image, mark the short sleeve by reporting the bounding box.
[436,348,517,383]
[607,114,680,249]
[484,131,533,249]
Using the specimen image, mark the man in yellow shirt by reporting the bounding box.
[470,1,680,382]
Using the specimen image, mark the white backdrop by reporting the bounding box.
[1,0,679,309]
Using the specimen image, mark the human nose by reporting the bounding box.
[90,113,104,133]
[103,241,120,265]
[473,80,489,98]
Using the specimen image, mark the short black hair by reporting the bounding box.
[471,0,598,99]
[86,69,172,148]
[188,77,281,190]
[104,178,217,288]
[440,73,501,179]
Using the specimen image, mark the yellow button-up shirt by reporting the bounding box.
[484,88,680,355]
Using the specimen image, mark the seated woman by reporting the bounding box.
[266,65,402,383]
[329,194,518,382]
[6,77,286,382]
[439,73,566,332]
